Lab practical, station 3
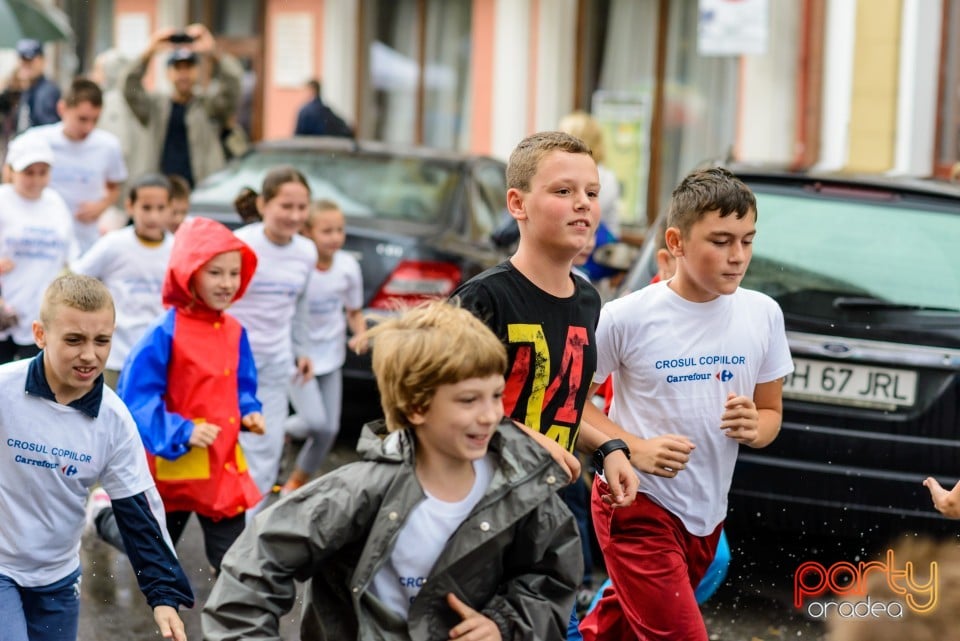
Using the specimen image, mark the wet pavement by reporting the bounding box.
[74,437,832,641]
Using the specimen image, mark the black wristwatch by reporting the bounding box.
[592,438,631,472]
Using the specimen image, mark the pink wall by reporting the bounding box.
[263,0,325,140]
[469,0,496,153]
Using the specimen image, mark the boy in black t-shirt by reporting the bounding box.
[454,132,639,635]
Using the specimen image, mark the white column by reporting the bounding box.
[815,0,857,171]
[321,0,359,124]
[736,1,799,164]
[491,0,531,161]
[891,0,942,176]
[533,0,577,132]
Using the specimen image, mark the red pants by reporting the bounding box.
[580,478,722,641]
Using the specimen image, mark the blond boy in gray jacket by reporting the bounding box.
[202,300,582,641]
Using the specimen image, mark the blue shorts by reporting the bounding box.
[0,567,82,641]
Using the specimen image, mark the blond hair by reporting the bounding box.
[40,273,115,325]
[367,299,507,432]
[506,131,593,192]
[306,198,343,228]
[558,111,606,164]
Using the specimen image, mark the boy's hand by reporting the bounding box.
[348,333,368,355]
[188,422,220,448]
[241,412,266,435]
[924,477,960,519]
[721,393,760,445]
[153,605,186,641]
[516,421,581,481]
[629,434,694,477]
[599,450,638,507]
[0,257,15,274]
[446,593,502,641]
[294,356,313,383]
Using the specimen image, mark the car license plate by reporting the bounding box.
[783,358,917,409]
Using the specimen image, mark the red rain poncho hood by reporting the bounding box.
[162,217,257,312]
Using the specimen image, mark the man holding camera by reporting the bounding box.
[121,24,242,187]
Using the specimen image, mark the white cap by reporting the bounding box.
[5,135,54,172]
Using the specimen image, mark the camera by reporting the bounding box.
[168,32,195,44]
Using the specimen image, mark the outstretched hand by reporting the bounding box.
[153,605,186,641]
[446,593,501,641]
[924,477,960,519]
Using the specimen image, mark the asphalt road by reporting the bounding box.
[76,433,836,641]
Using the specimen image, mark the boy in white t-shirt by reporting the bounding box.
[0,135,76,364]
[579,167,794,641]
[203,300,582,641]
[0,273,192,641]
[15,77,128,254]
[71,173,174,388]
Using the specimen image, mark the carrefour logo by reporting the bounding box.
[61,464,78,477]
[716,369,734,382]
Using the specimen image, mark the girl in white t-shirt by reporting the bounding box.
[228,166,318,516]
[71,173,174,387]
[281,200,366,495]
[0,135,76,363]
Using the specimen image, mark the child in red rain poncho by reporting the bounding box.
[117,216,265,573]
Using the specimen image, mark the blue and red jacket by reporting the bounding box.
[118,217,262,519]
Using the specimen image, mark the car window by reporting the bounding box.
[745,191,960,312]
[470,163,508,241]
[192,151,458,223]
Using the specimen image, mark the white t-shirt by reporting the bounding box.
[595,281,794,535]
[370,455,495,617]
[229,223,318,376]
[0,184,77,345]
[304,250,363,375]
[19,124,128,253]
[0,359,156,586]
[71,226,173,369]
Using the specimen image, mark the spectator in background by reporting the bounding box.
[294,80,353,138]
[122,24,243,187]
[0,39,61,136]
[167,174,192,233]
[558,111,621,238]
[90,48,146,181]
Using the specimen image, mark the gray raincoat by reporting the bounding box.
[202,419,582,641]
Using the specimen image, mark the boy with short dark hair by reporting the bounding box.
[202,300,582,641]
[580,167,794,641]
[0,273,193,641]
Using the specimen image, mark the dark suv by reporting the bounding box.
[621,168,960,538]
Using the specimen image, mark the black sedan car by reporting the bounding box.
[190,137,512,423]
[621,168,960,539]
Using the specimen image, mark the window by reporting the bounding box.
[359,0,472,150]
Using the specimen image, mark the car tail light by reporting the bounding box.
[368,260,462,310]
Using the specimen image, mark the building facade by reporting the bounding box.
[14,0,959,234]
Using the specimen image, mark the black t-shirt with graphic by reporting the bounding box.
[453,261,600,453]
